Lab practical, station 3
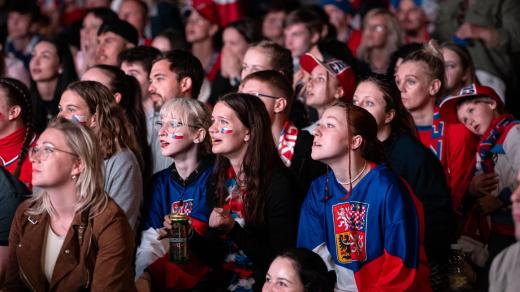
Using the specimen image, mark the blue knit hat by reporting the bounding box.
[321,0,355,15]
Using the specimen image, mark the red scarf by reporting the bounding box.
[0,127,37,189]
[277,121,299,168]
[477,114,519,173]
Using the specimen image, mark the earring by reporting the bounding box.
[71,175,77,181]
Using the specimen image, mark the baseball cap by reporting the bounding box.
[439,83,504,124]
[300,53,356,101]
[321,0,355,15]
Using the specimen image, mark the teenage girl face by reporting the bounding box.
[456,99,497,136]
[442,48,469,94]
[80,13,103,49]
[58,90,95,127]
[263,257,304,292]
[353,81,392,131]
[30,41,61,82]
[262,10,286,42]
[311,105,351,163]
[223,27,249,59]
[209,102,250,160]
[157,110,200,158]
[30,128,80,189]
[305,65,341,112]
[241,47,271,79]
[395,60,436,112]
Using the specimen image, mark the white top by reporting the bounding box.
[43,226,65,282]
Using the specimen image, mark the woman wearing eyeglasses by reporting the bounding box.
[135,98,215,291]
[4,118,136,291]
[57,80,142,230]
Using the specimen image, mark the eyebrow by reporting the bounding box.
[323,115,339,121]
[275,277,293,284]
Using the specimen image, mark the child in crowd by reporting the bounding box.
[440,83,520,264]
[136,98,214,290]
[57,81,142,229]
[298,102,431,291]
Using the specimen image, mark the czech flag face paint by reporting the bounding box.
[171,132,184,140]
[220,127,233,134]
[72,114,89,125]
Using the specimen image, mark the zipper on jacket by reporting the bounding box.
[19,264,37,291]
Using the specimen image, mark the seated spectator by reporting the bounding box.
[263,248,336,292]
[239,70,325,194]
[0,78,37,189]
[3,118,136,290]
[151,28,188,53]
[261,5,290,46]
[297,103,430,291]
[29,37,78,133]
[394,0,434,44]
[57,81,142,229]
[208,18,262,105]
[135,98,213,291]
[5,2,40,69]
[118,0,151,45]
[440,83,520,266]
[321,0,361,55]
[95,19,138,66]
[353,75,454,289]
[75,7,118,75]
[441,43,476,98]
[357,8,402,74]
[489,170,520,292]
[0,166,29,285]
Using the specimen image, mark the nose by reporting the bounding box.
[148,82,156,94]
[208,120,218,135]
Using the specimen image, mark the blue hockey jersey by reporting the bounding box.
[297,164,431,291]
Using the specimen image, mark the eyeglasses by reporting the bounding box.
[154,120,198,132]
[29,145,78,161]
[245,92,280,99]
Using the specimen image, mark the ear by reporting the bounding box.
[333,87,345,100]
[384,109,396,125]
[114,92,122,104]
[88,114,97,129]
[8,105,22,121]
[350,134,363,151]
[273,97,287,114]
[487,99,497,111]
[193,128,206,144]
[428,79,441,96]
[244,130,250,142]
[180,77,193,96]
[58,66,63,74]
[70,157,85,177]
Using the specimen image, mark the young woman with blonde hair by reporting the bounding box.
[4,118,135,290]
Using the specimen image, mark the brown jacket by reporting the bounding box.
[3,199,137,291]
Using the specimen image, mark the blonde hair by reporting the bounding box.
[159,98,212,156]
[27,118,108,219]
[357,8,402,68]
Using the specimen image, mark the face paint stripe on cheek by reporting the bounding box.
[71,114,89,125]
[171,132,184,140]
[220,128,233,134]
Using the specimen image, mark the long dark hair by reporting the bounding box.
[0,78,34,178]
[361,75,417,137]
[213,93,279,225]
[30,37,78,133]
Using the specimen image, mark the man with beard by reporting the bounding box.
[148,50,204,173]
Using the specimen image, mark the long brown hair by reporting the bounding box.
[212,93,279,226]
[0,78,34,178]
[361,76,417,137]
[65,81,140,160]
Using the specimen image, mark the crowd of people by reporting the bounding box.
[0,0,519,291]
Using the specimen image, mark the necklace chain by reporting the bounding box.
[336,161,367,185]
